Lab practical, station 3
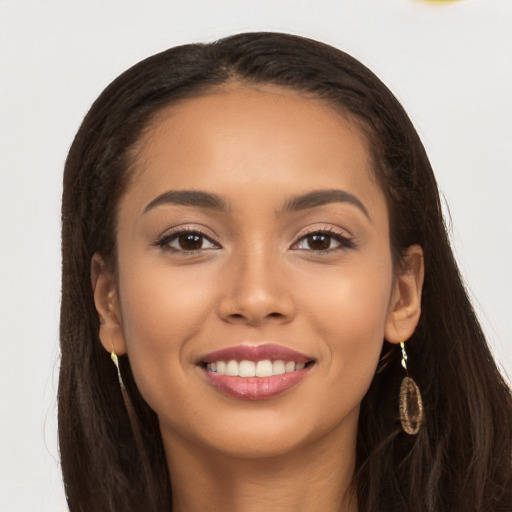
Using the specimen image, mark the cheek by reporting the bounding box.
[306,257,393,389]
[120,269,207,343]
[116,260,214,402]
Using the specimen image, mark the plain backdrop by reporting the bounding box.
[0,1,510,510]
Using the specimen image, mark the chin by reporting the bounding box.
[159,399,361,463]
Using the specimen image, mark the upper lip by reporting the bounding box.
[199,343,313,364]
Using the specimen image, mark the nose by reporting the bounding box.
[217,246,295,326]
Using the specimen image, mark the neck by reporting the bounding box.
[161,420,359,512]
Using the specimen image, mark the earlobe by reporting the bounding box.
[91,253,127,355]
[384,245,424,344]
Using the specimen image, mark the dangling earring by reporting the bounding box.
[110,347,148,456]
[399,341,424,435]
[110,347,158,496]
[110,348,126,392]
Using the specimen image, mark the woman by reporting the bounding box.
[58,32,512,511]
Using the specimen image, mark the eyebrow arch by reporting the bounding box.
[144,190,229,214]
[279,189,371,220]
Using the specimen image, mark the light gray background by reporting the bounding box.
[0,1,510,510]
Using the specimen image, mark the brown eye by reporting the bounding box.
[306,234,331,250]
[177,233,204,251]
[293,230,355,252]
[155,230,219,252]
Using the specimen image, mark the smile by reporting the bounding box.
[206,359,305,377]
[199,344,315,400]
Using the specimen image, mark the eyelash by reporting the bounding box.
[153,227,355,254]
[153,227,219,253]
[292,227,356,252]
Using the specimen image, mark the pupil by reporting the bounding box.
[308,234,330,250]
[179,234,202,250]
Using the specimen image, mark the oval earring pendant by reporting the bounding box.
[399,376,424,435]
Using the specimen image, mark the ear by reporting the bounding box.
[384,245,424,344]
[91,253,127,356]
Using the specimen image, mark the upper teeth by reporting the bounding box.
[206,359,305,377]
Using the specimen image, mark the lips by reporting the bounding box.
[198,344,315,400]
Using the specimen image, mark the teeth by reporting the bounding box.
[272,360,286,375]
[225,360,239,376]
[255,360,273,377]
[239,360,256,377]
[206,359,308,377]
[285,361,296,373]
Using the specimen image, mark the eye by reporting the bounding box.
[292,230,355,252]
[154,229,220,252]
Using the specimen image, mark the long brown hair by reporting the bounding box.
[59,32,512,511]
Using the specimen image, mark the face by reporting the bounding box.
[94,84,422,461]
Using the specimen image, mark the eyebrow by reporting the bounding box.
[143,188,370,220]
[279,189,370,220]
[144,190,229,214]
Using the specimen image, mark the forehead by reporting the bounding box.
[124,84,383,215]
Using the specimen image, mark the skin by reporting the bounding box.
[92,84,424,512]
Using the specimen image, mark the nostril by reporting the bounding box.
[228,312,283,320]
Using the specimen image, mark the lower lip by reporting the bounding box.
[201,367,310,400]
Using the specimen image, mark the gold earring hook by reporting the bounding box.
[110,343,119,369]
[400,341,408,372]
